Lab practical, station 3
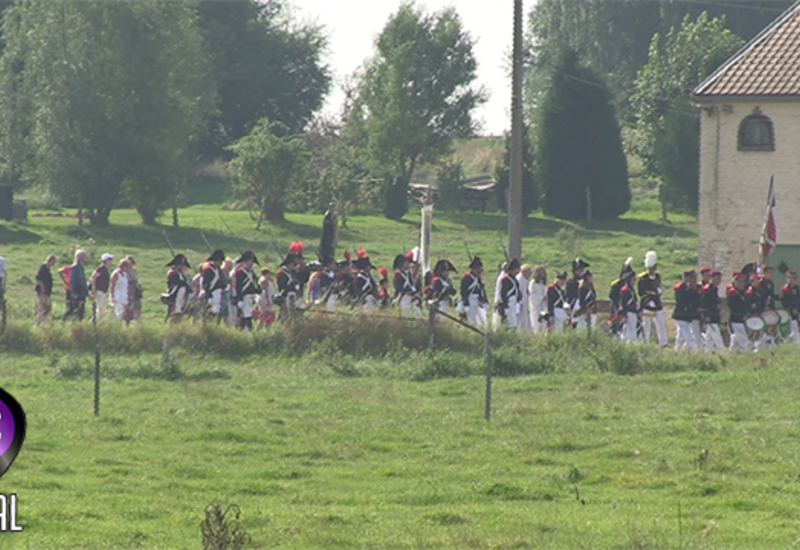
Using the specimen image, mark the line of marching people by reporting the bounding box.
[608,251,800,352]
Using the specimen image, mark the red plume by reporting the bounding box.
[379,267,389,279]
[406,251,414,259]
[357,247,366,258]
[343,249,351,261]
[288,241,305,255]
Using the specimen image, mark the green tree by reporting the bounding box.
[196,0,330,158]
[0,0,215,225]
[494,124,537,216]
[538,50,630,221]
[228,119,309,227]
[632,13,743,214]
[349,3,485,220]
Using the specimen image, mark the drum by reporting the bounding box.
[762,310,780,336]
[779,310,792,340]
[745,316,765,341]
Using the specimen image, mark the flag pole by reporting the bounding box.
[758,175,776,266]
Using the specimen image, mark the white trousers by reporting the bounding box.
[239,294,254,318]
[704,324,725,353]
[466,296,487,327]
[551,308,569,334]
[517,303,532,332]
[642,310,668,346]
[624,312,639,343]
[363,295,377,313]
[729,322,751,352]
[174,287,188,315]
[399,295,419,317]
[95,291,109,321]
[574,313,597,331]
[675,320,701,350]
[503,304,519,329]
[114,301,129,322]
[209,289,223,314]
[790,319,800,343]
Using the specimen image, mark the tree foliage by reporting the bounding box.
[0,0,215,225]
[528,0,791,119]
[538,50,630,221]
[494,124,537,216]
[196,0,331,158]
[632,13,744,214]
[228,119,309,227]
[349,3,485,220]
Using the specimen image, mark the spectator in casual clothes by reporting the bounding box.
[35,254,57,324]
[91,253,114,320]
[125,255,142,321]
[58,263,72,314]
[63,250,88,321]
[0,256,6,304]
[110,259,132,325]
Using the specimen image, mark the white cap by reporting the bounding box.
[102,253,114,262]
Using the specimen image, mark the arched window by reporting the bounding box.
[738,108,775,151]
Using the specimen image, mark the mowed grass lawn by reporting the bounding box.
[1,348,800,549]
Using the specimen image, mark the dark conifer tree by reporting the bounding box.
[538,49,630,221]
[494,123,538,216]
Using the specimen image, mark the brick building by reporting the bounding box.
[694,1,800,276]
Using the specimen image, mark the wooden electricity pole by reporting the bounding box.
[508,0,524,260]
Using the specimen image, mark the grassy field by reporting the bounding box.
[3,192,780,549]
[0,338,799,549]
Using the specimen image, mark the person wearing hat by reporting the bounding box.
[200,249,227,319]
[163,254,193,320]
[547,271,570,334]
[394,253,418,316]
[573,270,597,331]
[354,255,379,312]
[90,253,114,321]
[699,267,712,287]
[232,251,260,331]
[378,267,391,308]
[747,265,776,316]
[428,259,457,318]
[566,258,589,316]
[497,259,522,330]
[701,270,725,353]
[673,270,701,350]
[727,271,751,351]
[529,266,548,334]
[516,264,533,332]
[34,254,57,325]
[314,257,340,312]
[609,257,635,337]
[637,251,667,346]
[459,256,488,327]
[618,269,640,343]
[780,270,800,343]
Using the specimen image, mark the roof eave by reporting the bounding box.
[692,94,800,104]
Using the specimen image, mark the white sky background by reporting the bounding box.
[293,0,525,137]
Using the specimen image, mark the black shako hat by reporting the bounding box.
[434,259,457,275]
[393,254,410,270]
[237,250,259,265]
[572,257,590,271]
[354,256,375,270]
[507,258,521,272]
[469,256,483,270]
[166,253,190,268]
[207,249,225,263]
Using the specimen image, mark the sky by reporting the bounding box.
[293,0,520,137]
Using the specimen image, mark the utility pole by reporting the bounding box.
[508,0,524,260]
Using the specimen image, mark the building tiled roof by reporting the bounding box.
[694,1,800,99]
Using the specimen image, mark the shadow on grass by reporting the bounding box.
[0,222,42,245]
[582,218,695,238]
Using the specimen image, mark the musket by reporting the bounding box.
[199,231,213,254]
[463,237,473,262]
[162,230,176,257]
[219,217,244,255]
[271,237,283,260]
[498,232,510,262]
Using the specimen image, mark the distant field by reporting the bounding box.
[1,343,799,549]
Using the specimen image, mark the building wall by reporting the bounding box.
[698,100,800,277]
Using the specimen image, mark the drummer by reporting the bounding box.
[749,266,778,349]
[781,270,800,343]
[727,271,751,352]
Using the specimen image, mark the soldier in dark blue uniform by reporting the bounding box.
[700,270,724,352]
[428,259,457,316]
[673,270,701,350]
[727,271,750,351]
[163,254,193,321]
[233,251,260,331]
[459,256,488,326]
[781,270,800,342]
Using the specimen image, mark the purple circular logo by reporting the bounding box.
[0,400,15,457]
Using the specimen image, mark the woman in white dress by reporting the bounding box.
[529,266,548,334]
[516,264,533,332]
[109,259,131,324]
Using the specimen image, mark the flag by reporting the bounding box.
[759,176,777,262]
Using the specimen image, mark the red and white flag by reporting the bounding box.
[759,176,777,261]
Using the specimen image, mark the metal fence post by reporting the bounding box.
[428,303,436,349]
[484,331,493,421]
[93,301,100,417]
